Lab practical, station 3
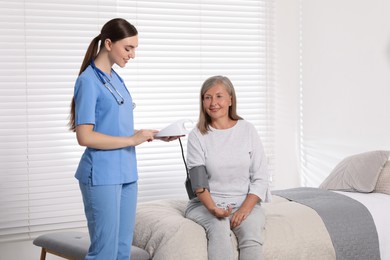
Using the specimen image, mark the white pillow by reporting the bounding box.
[374,161,390,195]
[320,150,390,193]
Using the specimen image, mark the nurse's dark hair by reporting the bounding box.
[69,18,138,132]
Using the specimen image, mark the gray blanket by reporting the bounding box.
[273,187,380,260]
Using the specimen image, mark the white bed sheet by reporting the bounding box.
[336,191,390,260]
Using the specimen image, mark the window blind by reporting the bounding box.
[0,0,275,242]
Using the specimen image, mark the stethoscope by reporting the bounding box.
[90,59,126,105]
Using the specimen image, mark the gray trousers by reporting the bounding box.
[185,201,265,260]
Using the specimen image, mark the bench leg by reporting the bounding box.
[40,248,46,260]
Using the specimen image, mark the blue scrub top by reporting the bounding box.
[74,65,137,185]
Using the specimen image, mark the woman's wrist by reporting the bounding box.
[208,206,218,216]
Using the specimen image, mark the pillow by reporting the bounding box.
[374,161,390,195]
[320,150,390,193]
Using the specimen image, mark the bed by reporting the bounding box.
[133,151,390,260]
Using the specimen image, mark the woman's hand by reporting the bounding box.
[212,205,232,218]
[230,208,250,228]
[230,194,260,228]
[195,189,232,218]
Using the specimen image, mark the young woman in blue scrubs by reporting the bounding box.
[68,18,168,260]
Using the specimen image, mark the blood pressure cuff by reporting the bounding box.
[189,165,209,191]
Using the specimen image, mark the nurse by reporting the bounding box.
[68,18,171,260]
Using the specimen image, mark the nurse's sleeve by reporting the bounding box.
[74,76,98,126]
[248,125,272,202]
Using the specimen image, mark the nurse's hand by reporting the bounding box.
[155,135,185,142]
[132,129,159,146]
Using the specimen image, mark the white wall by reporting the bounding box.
[273,0,301,189]
[299,0,390,186]
[274,0,390,189]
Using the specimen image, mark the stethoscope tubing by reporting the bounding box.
[90,60,127,105]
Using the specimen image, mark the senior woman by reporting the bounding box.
[185,75,271,260]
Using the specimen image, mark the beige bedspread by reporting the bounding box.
[133,196,336,260]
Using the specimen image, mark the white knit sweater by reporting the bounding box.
[187,119,271,207]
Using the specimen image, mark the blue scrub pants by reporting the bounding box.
[79,178,138,260]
